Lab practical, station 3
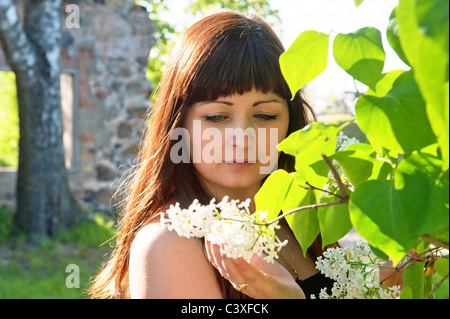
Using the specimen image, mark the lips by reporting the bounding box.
[225,159,256,164]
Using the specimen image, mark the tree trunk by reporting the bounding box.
[0,0,82,239]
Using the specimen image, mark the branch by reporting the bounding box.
[265,154,349,226]
[379,247,443,286]
[419,234,449,250]
[0,0,36,74]
[265,199,348,226]
[321,153,348,199]
[425,273,449,299]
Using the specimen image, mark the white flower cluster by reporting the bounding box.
[160,197,288,263]
[336,131,360,152]
[312,241,401,299]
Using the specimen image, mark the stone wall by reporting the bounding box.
[0,0,156,211]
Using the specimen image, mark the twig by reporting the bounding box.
[379,247,443,285]
[265,200,348,226]
[419,234,449,250]
[425,273,449,299]
[321,153,348,199]
[265,154,349,226]
[301,181,344,199]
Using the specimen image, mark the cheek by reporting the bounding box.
[279,122,289,143]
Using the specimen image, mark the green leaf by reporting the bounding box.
[280,31,329,99]
[284,188,320,257]
[399,287,413,299]
[386,9,410,66]
[278,122,340,164]
[332,143,376,187]
[355,71,437,155]
[333,27,385,89]
[349,150,448,264]
[278,122,341,193]
[394,151,449,236]
[396,0,449,164]
[349,180,416,264]
[279,173,311,213]
[434,257,449,279]
[366,69,405,97]
[318,195,352,248]
[354,0,364,7]
[255,169,294,221]
[401,262,426,299]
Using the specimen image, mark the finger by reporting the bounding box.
[205,240,217,267]
[219,255,247,285]
[205,241,224,276]
[232,256,266,284]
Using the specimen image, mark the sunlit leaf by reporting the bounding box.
[396,0,449,164]
[333,27,385,89]
[401,262,426,299]
[280,31,329,99]
[355,71,436,155]
[255,169,294,221]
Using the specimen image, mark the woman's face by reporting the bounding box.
[182,89,290,201]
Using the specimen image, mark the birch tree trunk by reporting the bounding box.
[0,0,82,239]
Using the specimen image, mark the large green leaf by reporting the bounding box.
[284,188,320,257]
[278,122,341,164]
[332,143,377,187]
[318,195,352,248]
[386,9,410,66]
[396,0,449,164]
[434,257,449,279]
[349,149,449,264]
[280,31,329,99]
[278,122,342,193]
[355,71,436,155]
[394,150,449,236]
[279,172,311,213]
[401,262,426,299]
[255,169,294,221]
[349,179,416,264]
[333,27,385,89]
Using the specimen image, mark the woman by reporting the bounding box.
[88,11,335,299]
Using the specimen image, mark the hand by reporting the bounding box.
[205,240,305,299]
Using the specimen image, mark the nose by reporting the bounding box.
[225,117,257,161]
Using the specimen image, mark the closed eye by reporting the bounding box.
[205,115,227,123]
[255,114,278,121]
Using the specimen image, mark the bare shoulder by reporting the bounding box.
[129,222,222,299]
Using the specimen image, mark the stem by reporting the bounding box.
[425,273,449,299]
[419,234,449,250]
[265,199,348,226]
[321,153,348,199]
[301,181,343,199]
[379,247,443,285]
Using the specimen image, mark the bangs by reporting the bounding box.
[181,13,291,105]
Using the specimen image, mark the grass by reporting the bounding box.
[0,206,116,299]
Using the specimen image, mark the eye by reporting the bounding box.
[205,114,227,123]
[255,114,278,121]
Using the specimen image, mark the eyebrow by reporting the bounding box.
[197,99,285,107]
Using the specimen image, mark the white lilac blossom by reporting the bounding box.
[160,196,288,263]
[336,131,361,152]
[312,241,401,299]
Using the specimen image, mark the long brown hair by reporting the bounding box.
[88,11,321,299]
